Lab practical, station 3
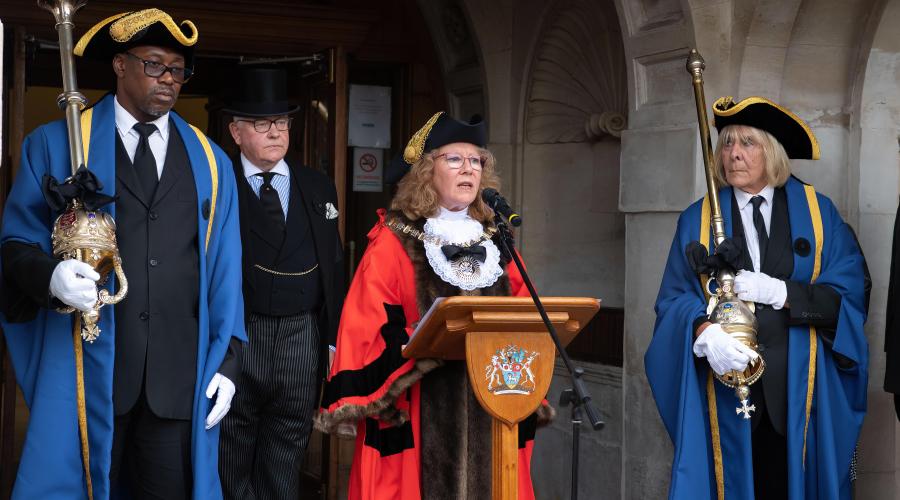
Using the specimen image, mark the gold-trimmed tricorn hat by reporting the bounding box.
[386,111,488,183]
[713,96,820,160]
[74,8,198,66]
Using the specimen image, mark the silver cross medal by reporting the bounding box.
[736,399,756,419]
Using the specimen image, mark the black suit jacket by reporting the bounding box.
[232,158,345,355]
[112,128,205,418]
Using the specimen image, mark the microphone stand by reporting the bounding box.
[492,216,604,500]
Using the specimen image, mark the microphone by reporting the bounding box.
[481,188,522,227]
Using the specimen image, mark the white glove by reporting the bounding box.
[49,260,100,312]
[204,373,236,429]
[693,323,759,376]
[734,270,787,309]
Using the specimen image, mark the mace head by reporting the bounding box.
[686,49,706,76]
[37,0,88,24]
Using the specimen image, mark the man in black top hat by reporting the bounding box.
[0,8,245,499]
[218,67,345,499]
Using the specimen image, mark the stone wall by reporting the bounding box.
[853,0,900,495]
[532,361,623,500]
[614,0,698,497]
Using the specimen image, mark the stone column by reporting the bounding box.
[852,0,900,495]
[615,1,741,497]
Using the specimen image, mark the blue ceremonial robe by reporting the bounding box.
[646,176,867,499]
[0,94,246,499]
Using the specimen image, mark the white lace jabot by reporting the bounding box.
[423,206,503,290]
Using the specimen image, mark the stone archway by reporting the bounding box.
[520,3,629,498]
[519,0,627,302]
[415,0,486,121]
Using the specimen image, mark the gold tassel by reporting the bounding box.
[74,315,94,500]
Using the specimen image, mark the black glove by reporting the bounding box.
[685,238,743,275]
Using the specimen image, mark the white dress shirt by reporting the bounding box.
[733,185,774,272]
[241,154,291,218]
[113,96,170,179]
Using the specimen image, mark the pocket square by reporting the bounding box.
[325,202,339,220]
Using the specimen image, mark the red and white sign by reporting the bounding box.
[352,147,383,192]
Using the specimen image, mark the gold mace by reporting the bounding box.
[685,49,765,415]
[39,0,128,342]
[38,1,129,497]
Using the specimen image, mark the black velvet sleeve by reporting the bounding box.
[217,336,243,383]
[785,280,841,345]
[693,315,709,337]
[0,240,62,322]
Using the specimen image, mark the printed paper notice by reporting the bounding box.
[349,84,391,148]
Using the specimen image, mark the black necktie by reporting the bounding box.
[132,122,159,198]
[256,172,285,228]
[751,195,768,267]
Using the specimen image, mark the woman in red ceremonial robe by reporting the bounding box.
[316,112,550,499]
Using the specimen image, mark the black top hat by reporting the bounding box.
[223,68,300,118]
[74,9,198,67]
[713,96,820,160]
[386,112,488,183]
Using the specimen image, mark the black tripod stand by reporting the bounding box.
[492,217,604,500]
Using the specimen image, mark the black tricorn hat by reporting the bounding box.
[713,96,820,160]
[386,112,488,183]
[74,9,198,67]
[223,67,300,117]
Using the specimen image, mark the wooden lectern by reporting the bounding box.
[402,296,600,500]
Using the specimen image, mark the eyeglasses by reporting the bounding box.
[123,52,193,84]
[433,152,485,171]
[235,117,294,133]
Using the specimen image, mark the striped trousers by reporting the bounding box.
[220,311,320,500]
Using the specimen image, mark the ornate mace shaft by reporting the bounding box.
[39,0,88,175]
[686,49,765,414]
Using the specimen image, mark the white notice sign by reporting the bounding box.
[352,147,383,192]
[348,84,391,148]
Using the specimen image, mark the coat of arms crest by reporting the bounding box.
[485,344,539,395]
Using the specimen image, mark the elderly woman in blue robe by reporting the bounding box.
[646,96,868,500]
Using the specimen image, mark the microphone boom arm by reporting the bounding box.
[491,209,602,500]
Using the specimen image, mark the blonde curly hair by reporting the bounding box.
[390,147,501,224]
